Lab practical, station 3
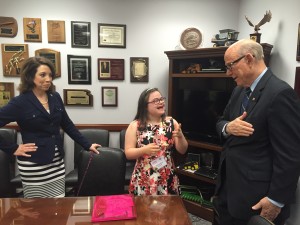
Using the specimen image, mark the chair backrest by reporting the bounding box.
[119,129,126,150]
[77,147,126,196]
[0,128,17,178]
[247,215,275,225]
[74,129,109,168]
[0,150,13,197]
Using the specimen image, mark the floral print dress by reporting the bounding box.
[128,117,180,196]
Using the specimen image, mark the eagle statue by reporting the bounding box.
[245,10,272,33]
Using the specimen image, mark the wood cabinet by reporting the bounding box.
[164,43,273,222]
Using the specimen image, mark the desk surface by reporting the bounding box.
[0,195,192,225]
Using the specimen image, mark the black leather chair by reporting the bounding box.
[65,129,109,195]
[120,129,135,189]
[77,147,126,196]
[0,150,14,197]
[0,128,17,197]
[247,215,274,225]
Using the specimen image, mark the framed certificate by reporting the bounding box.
[71,21,91,48]
[23,17,42,42]
[35,48,61,77]
[63,89,93,106]
[98,23,126,48]
[1,44,29,76]
[102,87,118,107]
[67,55,91,85]
[0,82,14,107]
[47,20,65,43]
[130,57,149,82]
[98,58,124,80]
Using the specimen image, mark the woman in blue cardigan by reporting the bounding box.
[0,57,100,198]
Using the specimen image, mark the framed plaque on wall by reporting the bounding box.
[23,17,42,42]
[47,20,65,43]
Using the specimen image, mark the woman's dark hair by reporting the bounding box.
[134,87,166,131]
[18,56,56,94]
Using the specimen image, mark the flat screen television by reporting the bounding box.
[176,77,236,146]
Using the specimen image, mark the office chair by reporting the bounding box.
[0,128,18,196]
[77,147,126,196]
[65,128,109,195]
[247,215,275,225]
[0,150,14,197]
[120,129,135,189]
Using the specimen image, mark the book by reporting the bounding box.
[91,194,137,222]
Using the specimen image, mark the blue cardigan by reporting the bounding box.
[0,91,91,164]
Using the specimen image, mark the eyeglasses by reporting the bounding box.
[148,97,166,105]
[225,55,246,70]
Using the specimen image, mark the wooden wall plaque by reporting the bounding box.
[0,16,18,37]
[1,44,29,76]
[23,18,42,42]
[47,20,65,43]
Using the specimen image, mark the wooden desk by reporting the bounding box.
[0,195,192,225]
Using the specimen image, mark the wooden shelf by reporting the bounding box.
[175,168,217,185]
[187,140,222,152]
[182,199,214,222]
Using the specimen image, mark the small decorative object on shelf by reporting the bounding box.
[245,10,272,43]
[211,29,239,47]
[181,63,201,73]
[180,27,203,50]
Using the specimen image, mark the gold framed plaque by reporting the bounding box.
[98,23,126,48]
[98,58,124,80]
[0,82,14,107]
[130,57,149,82]
[1,44,29,76]
[23,17,42,42]
[35,48,61,77]
[63,89,93,106]
[102,86,118,107]
[47,20,66,43]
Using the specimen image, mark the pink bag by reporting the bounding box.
[91,194,137,222]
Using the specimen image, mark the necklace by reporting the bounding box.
[41,100,48,105]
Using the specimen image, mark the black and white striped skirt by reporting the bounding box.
[17,147,66,198]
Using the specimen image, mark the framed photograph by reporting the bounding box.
[0,82,14,107]
[297,23,300,61]
[47,20,65,43]
[35,48,61,77]
[72,197,92,215]
[63,89,93,106]
[98,23,126,48]
[67,55,91,84]
[23,17,42,42]
[1,44,29,76]
[71,21,91,48]
[98,58,124,80]
[130,57,149,82]
[102,86,118,107]
[295,67,300,98]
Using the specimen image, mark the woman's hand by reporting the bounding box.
[172,123,184,138]
[89,143,101,154]
[14,143,37,157]
[143,143,160,156]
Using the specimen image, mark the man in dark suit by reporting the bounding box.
[215,39,300,225]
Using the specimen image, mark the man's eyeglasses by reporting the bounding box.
[148,97,166,105]
[225,55,246,70]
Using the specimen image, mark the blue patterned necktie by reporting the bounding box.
[241,87,252,114]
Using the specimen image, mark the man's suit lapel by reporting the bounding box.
[246,69,272,115]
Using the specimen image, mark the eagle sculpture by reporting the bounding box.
[245,10,272,33]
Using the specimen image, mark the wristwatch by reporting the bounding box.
[180,27,202,50]
[0,16,18,37]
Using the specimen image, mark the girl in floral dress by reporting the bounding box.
[125,88,188,195]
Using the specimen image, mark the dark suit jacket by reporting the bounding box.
[215,69,300,220]
[0,91,91,164]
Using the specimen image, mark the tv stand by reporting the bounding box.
[165,44,273,223]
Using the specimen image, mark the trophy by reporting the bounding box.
[245,10,272,43]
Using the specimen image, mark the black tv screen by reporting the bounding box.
[177,77,235,145]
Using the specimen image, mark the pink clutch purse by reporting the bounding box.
[91,194,137,222]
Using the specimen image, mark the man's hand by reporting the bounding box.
[226,112,254,136]
[252,197,281,222]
